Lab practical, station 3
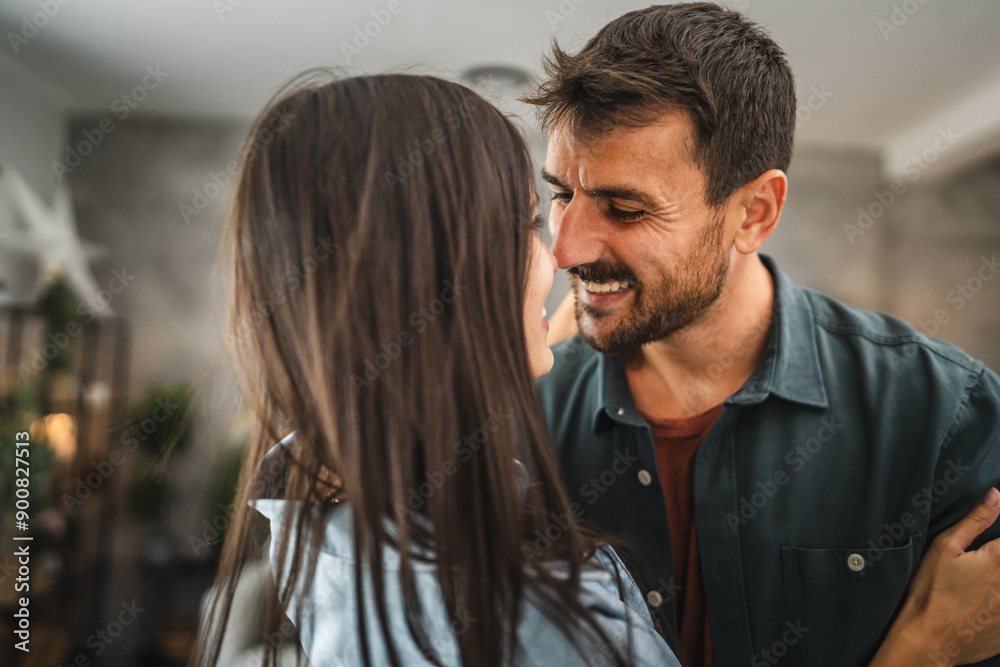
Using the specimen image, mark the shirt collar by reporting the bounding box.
[592,254,828,432]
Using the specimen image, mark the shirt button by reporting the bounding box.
[847,554,865,572]
[646,590,663,608]
[617,407,625,415]
[637,470,652,486]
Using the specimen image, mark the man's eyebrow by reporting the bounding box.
[588,185,657,210]
[540,169,565,188]
[540,169,657,210]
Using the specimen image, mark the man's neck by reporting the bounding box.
[624,253,775,420]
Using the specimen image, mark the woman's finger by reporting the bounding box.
[940,487,1000,553]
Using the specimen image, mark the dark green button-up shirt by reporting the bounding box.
[535,255,1000,666]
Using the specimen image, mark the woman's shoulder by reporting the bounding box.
[518,548,679,666]
[589,546,654,623]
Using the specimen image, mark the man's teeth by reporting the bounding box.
[581,279,631,293]
[542,306,547,319]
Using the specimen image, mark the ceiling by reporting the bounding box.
[2,0,999,179]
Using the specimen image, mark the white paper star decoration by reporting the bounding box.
[0,164,112,315]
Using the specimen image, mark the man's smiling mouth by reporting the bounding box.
[579,279,632,294]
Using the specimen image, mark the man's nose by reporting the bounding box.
[551,199,604,271]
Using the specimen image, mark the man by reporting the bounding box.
[524,4,1000,665]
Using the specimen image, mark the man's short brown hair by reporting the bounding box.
[522,2,797,207]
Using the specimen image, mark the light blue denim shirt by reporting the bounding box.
[249,493,678,666]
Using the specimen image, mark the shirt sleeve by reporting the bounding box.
[576,572,682,667]
[590,545,655,624]
[573,546,680,667]
[928,365,1000,550]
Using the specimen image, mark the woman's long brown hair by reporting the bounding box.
[192,72,634,667]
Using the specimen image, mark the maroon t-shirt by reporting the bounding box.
[640,403,724,667]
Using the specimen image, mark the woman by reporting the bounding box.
[193,72,679,666]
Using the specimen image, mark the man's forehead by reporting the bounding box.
[543,112,699,186]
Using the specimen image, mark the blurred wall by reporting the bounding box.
[772,146,1000,372]
[0,64,71,302]
[0,64,67,199]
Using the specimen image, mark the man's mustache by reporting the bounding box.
[568,260,639,286]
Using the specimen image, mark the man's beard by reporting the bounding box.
[573,211,729,354]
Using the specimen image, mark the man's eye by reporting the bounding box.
[607,204,644,223]
[550,191,572,202]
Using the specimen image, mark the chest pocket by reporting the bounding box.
[779,533,922,666]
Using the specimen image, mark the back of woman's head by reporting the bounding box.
[195,73,632,667]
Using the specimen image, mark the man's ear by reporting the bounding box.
[731,169,787,255]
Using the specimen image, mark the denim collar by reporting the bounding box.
[592,254,829,432]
